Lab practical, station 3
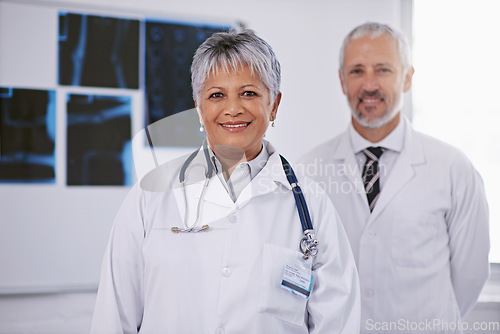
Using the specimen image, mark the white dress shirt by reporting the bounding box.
[91,140,361,334]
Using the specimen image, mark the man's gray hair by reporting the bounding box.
[191,28,281,103]
[339,22,412,78]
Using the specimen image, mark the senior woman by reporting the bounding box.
[91,29,360,333]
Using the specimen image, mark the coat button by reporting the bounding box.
[365,289,374,297]
[366,230,376,239]
[222,267,231,277]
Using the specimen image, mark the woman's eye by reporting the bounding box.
[209,92,223,99]
[242,91,257,97]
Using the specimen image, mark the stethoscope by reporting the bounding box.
[171,142,319,260]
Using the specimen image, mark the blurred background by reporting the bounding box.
[0,0,498,332]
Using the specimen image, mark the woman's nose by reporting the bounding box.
[225,95,243,116]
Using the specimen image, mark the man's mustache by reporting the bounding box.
[357,90,386,101]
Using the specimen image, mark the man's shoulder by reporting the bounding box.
[411,128,470,161]
[409,127,478,175]
[298,131,347,165]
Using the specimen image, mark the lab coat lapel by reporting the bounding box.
[203,142,285,208]
[202,175,235,207]
[235,143,287,207]
[367,119,426,223]
[172,146,233,227]
[174,141,291,211]
[181,146,234,208]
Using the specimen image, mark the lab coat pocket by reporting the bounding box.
[392,213,439,267]
[258,243,309,326]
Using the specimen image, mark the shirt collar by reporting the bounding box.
[349,115,406,153]
[209,142,269,180]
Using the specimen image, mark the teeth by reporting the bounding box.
[362,99,380,103]
[222,123,248,128]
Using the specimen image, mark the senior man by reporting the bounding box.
[300,22,489,333]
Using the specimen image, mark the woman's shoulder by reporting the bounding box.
[138,155,185,193]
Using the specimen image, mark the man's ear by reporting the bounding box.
[339,69,347,95]
[403,66,415,93]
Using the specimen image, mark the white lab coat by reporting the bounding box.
[299,117,490,333]
[90,141,360,334]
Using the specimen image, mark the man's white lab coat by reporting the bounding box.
[90,142,360,334]
[299,117,490,333]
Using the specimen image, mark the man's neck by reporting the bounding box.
[352,113,400,143]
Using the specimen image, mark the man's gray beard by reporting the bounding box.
[350,92,403,129]
[351,106,399,129]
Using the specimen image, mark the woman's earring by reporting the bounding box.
[271,117,276,127]
[199,124,205,132]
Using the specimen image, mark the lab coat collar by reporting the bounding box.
[181,140,291,209]
[400,114,426,165]
[233,140,293,207]
[331,114,427,219]
[255,140,292,191]
[367,115,427,221]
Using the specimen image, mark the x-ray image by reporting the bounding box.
[145,20,230,146]
[66,94,132,186]
[0,88,56,183]
[59,12,140,89]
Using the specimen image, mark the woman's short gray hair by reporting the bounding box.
[339,22,411,79]
[191,28,281,103]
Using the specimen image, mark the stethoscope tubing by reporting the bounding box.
[280,155,313,232]
[177,143,318,259]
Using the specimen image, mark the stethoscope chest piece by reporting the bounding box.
[300,230,319,260]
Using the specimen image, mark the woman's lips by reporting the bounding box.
[220,121,251,132]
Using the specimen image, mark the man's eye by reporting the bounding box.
[350,69,362,74]
[210,92,223,98]
[378,68,391,73]
[242,91,257,97]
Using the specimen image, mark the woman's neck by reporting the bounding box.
[210,143,263,180]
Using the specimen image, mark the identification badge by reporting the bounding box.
[280,256,313,299]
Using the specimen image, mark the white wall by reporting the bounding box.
[0,0,411,332]
[9,0,406,161]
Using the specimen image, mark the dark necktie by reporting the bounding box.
[362,147,385,212]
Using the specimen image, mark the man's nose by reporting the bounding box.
[362,71,379,91]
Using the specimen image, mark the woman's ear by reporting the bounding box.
[270,92,282,120]
[194,100,203,125]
